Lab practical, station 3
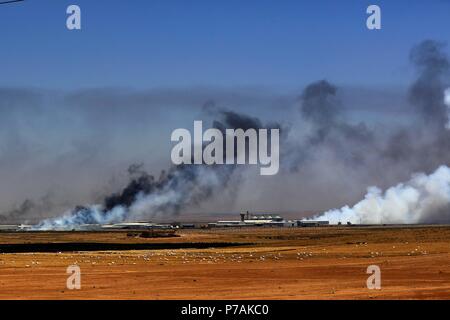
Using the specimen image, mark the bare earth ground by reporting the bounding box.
[0,226,449,299]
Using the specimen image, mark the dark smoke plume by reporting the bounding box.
[0,195,53,223]
[35,108,279,229]
[21,39,450,227]
[311,40,450,224]
[409,40,449,127]
[382,40,450,172]
[301,80,339,127]
[285,80,374,171]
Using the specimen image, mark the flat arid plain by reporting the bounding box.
[0,226,449,299]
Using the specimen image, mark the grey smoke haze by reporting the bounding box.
[309,39,450,224]
[409,40,449,127]
[35,107,280,229]
[1,40,450,225]
[285,79,374,171]
[0,87,289,222]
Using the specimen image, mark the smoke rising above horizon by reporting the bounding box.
[311,165,450,224]
[3,39,450,227]
[308,39,450,224]
[34,109,280,230]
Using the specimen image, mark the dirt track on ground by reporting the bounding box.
[0,226,449,299]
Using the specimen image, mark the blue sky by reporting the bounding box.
[0,0,449,89]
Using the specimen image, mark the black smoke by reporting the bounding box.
[34,108,281,229]
[285,80,374,171]
[381,40,450,172]
[0,195,53,223]
[12,39,450,227]
[409,40,450,127]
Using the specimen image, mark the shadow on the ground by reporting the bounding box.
[0,242,249,253]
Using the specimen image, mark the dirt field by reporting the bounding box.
[0,226,449,299]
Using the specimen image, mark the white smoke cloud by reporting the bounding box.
[33,165,229,230]
[311,165,450,224]
[445,88,450,130]
[35,205,127,230]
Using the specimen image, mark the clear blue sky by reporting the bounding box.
[0,0,449,89]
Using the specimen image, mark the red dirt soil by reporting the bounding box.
[0,226,449,299]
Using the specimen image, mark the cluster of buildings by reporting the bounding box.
[62,211,330,230]
[99,213,330,230]
[208,211,329,228]
[0,211,330,231]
